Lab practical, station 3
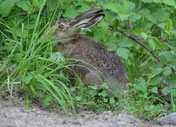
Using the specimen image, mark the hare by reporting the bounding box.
[52,9,129,92]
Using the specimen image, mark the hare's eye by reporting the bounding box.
[58,24,64,30]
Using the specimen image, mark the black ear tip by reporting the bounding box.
[96,14,105,20]
[97,13,105,19]
[101,13,105,17]
[85,8,104,15]
[94,8,104,13]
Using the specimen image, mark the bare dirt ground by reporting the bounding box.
[0,101,175,127]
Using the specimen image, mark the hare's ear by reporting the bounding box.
[68,9,105,29]
[79,14,104,29]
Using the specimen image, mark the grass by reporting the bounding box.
[0,1,79,117]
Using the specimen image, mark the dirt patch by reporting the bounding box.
[0,101,174,127]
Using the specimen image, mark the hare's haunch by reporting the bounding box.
[52,8,129,91]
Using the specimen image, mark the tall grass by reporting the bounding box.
[0,1,77,118]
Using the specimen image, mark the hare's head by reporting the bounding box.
[52,8,105,40]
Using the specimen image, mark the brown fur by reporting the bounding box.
[53,9,129,91]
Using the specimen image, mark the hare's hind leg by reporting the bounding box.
[84,72,113,95]
[84,71,103,86]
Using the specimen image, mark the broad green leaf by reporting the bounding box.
[98,90,107,97]
[170,64,176,70]
[118,1,135,13]
[151,87,158,94]
[117,37,133,47]
[16,28,28,37]
[75,96,81,101]
[63,8,79,18]
[141,0,153,3]
[127,1,135,12]
[0,0,15,17]
[118,13,130,21]
[77,4,91,13]
[151,76,163,86]
[159,51,174,63]
[151,68,163,77]
[167,19,173,32]
[105,42,117,51]
[152,37,163,48]
[140,9,157,24]
[16,1,32,12]
[104,3,118,13]
[157,23,166,29]
[144,23,153,31]
[156,9,170,22]
[28,14,38,29]
[163,67,172,76]
[145,13,157,24]
[133,28,143,35]
[116,48,130,59]
[148,39,156,50]
[172,89,176,97]
[93,28,111,42]
[104,99,108,103]
[33,0,39,7]
[118,0,128,13]
[97,21,109,28]
[104,11,116,24]
[141,32,148,40]
[88,85,98,90]
[139,8,150,16]
[162,87,170,95]
[129,13,141,22]
[110,97,115,104]
[164,25,170,34]
[163,0,176,6]
[134,78,148,92]
[164,75,176,88]
[23,73,33,84]
[154,0,161,2]
[85,0,96,2]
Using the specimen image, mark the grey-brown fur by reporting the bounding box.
[52,9,129,91]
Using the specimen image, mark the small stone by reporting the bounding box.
[72,120,81,125]
[15,119,25,127]
[119,113,142,123]
[62,120,67,124]
[116,113,144,127]
[156,112,176,125]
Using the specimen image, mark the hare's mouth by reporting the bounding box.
[52,31,64,40]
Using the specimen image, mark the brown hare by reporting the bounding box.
[52,8,129,92]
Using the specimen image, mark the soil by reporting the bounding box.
[0,100,175,127]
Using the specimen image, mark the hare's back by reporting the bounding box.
[79,35,128,84]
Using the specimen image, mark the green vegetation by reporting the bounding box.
[0,0,176,120]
